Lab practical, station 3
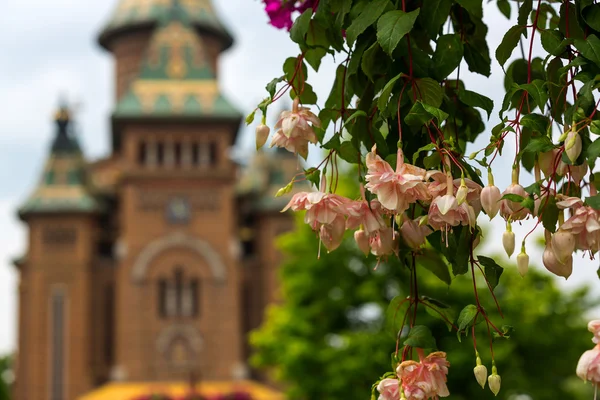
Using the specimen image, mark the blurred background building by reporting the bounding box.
[12,1,297,399]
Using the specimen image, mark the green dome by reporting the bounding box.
[98,0,234,50]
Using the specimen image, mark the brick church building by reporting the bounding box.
[13,1,295,399]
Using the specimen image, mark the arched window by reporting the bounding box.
[158,267,200,319]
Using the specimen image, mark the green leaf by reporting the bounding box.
[338,141,360,164]
[290,8,313,44]
[587,138,600,163]
[559,1,585,40]
[418,249,451,286]
[421,297,456,332]
[496,25,526,67]
[346,0,390,45]
[377,73,404,111]
[522,136,555,154]
[540,30,567,56]
[377,9,420,56]
[477,255,504,291]
[458,89,493,119]
[583,3,600,31]
[412,143,437,164]
[266,76,285,97]
[457,304,478,332]
[403,325,437,349]
[432,34,464,80]
[497,0,511,19]
[574,35,600,66]
[517,0,532,27]
[464,42,491,77]
[456,0,483,18]
[541,196,559,233]
[405,101,448,126]
[361,42,385,81]
[386,295,410,336]
[420,0,453,38]
[520,113,549,134]
[520,80,549,112]
[502,193,525,202]
[585,195,600,210]
[344,110,368,127]
[304,168,320,188]
[411,78,443,108]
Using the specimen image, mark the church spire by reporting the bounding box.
[98,0,234,51]
[17,103,100,220]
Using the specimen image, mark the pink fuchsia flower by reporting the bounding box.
[396,351,450,400]
[354,229,370,256]
[400,217,432,249]
[538,148,565,178]
[452,178,482,212]
[343,188,387,235]
[576,320,600,385]
[369,227,398,257]
[560,206,600,253]
[500,183,529,221]
[425,170,447,200]
[376,378,400,400]
[270,97,320,159]
[365,147,429,213]
[281,183,350,254]
[428,194,476,239]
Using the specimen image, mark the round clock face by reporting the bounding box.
[166,197,191,224]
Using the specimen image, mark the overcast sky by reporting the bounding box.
[0,0,596,355]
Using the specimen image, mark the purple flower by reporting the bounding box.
[262,0,318,30]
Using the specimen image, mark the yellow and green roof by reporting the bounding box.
[99,0,233,51]
[18,107,101,219]
[112,1,242,121]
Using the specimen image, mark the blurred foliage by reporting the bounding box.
[251,211,598,400]
[0,355,12,400]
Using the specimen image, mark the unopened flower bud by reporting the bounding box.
[400,218,431,249]
[517,246,529,277]
[488,367,501,396]
[354,229,370,256]
[255,124,270,149]
[570,163,588,183]
[503,228,515,258]
[543,241,573,279]
[551,230,575,264]
[565,129,582,164]
[474,356,487,389]
[481,184,502,219]
[276,183,293,197]
[456,179,468,205]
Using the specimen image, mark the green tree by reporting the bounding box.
[0,355,13,400]
[251,217,597,400]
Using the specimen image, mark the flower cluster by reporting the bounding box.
[262,0,317,30]
[377,351,450,400]
[263,103,600,281]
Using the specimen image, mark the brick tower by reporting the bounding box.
[13,1,296,399]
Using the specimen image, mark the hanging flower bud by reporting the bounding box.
[542,231,573,279]
[456,178,468,205]
[473,354,487,389]
[400,218,432,249]
[354,229,370,256]
[481,185,501,220]
[551,230,576,264]
[565,129,582,164]
[517,245,529,277]
[502,226,515,258]
[488,365,501,396]
[255,124,270,149]
[570,163,588,183]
